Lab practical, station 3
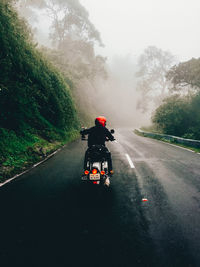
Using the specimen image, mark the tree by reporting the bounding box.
[14,0,106,81]
[152,57,200,139]
[12,0,107,125]
[14,0,102,47]
[136,46,176,112]
[166,58,200,93]
[152,95,190,136]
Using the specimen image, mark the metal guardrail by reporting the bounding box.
[135,129,200,148]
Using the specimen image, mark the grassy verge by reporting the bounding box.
[0,128,79,183]
[134,129,200,153]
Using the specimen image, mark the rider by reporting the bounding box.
[80,116,115,175]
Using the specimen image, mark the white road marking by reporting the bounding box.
[125,154,135,169]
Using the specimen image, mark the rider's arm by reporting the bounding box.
[80,128,91,135]
[105,128,115,141]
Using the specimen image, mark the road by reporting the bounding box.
[1,129,200,267]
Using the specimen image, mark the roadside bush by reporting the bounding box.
[152,95,190,136]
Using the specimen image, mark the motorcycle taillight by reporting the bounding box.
[92,169,98,174]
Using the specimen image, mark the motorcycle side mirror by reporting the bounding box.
[110,129,115,134]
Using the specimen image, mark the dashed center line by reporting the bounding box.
[125,154,135,169]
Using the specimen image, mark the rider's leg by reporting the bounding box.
[84,148,89,170]
[103,147,113,173]
[107,152,113,172]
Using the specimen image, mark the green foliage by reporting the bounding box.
[152,95,190,136]
[0,1,79,135]
[0,127,79,182]
[0,2,80,182]
[183,93,200,139]
[157,57,200,140]
[152,93,200,139]
[14,0,107,125]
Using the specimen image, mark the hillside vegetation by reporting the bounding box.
[0,1,79,182]
[14,0,108,126]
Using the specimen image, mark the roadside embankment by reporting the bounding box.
[0,2,81,184]
[134,129,200,152]
[0,130,79,184]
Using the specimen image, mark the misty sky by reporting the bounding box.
[80,0,200,62]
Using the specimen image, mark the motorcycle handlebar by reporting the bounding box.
[80,128,115,142]
[81,137,115,142]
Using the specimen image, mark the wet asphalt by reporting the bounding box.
[0,129,200,267]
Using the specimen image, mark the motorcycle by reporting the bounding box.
[81,129,115,187]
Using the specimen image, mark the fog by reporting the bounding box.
[78,0,200,127]
[94,55,151,127]
[15,0,200,128]
[80,0,200,62]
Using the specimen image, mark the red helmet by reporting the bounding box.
[95,116,107,127]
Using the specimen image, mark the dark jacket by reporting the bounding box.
[81,125,114,147]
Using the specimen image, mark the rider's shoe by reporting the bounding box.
[104,177,110,187]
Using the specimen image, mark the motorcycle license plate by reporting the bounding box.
[89,173,100,180]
